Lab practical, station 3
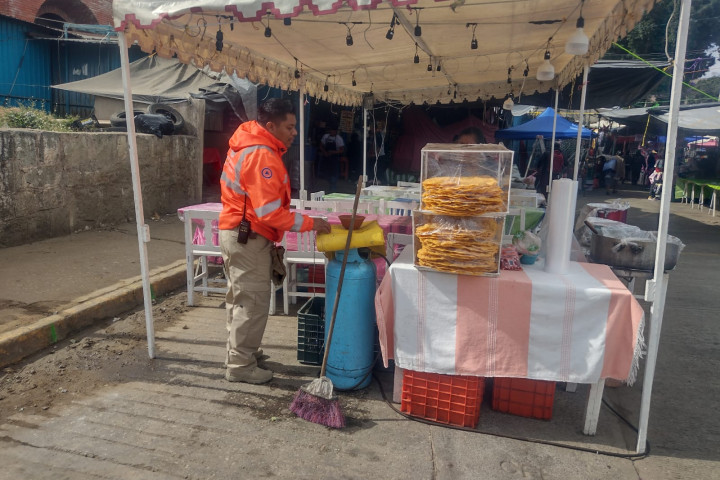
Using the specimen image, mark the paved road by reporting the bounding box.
[0,183,718,479]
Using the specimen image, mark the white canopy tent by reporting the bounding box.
[112,0,690,454]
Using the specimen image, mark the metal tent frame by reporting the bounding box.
[112,0,692,454]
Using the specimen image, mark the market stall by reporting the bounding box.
[113,0,688,456]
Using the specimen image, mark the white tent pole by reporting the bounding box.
[299,87,306,200]
[636,0,691,454]
[362,107,368,187]
[118,32,155,358]
[548,88,560,195]
[573,64,589,181]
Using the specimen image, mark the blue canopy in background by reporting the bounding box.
[495,107,593,140]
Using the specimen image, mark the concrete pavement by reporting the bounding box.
[0,183,718,479]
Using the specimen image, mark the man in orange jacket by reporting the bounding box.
[219,98,330,384]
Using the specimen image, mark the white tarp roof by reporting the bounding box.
[112,0,657,107]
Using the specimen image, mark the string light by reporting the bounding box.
[565,0,589,55]
[467,23,478,50]
[414,9,422,37]
[345,24,354,46]
[386,14,396,40]
[414,43,420,64]
[507,66,514,84]
[294,58,300,79]
[352,71,357,86]
[264,12,272,38]
[324,76,329,92]
[427,62,433,72]
[536,39,555,81]
[283,17,291,26]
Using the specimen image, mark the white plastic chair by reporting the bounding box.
[310,190,325,201]
[301,200,338,213]
[183,210,227,306]
[379,199,418,216]
[334,200,376,214]
[282,228,327,313]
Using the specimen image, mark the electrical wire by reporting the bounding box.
[372,374,651,459]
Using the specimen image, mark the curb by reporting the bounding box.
[0,260,188,369]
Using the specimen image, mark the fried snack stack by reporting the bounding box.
[421,176,505,215]
[415,218,500,275]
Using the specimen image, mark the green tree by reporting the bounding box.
[613,0,720,59]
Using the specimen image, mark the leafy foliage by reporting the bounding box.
[0,106,77,132]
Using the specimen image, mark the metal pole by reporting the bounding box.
[299,87,306,200]
[362,107,368,187]
[548,88,560,195]
[573,64,589,181]
[636,0,691,454]
[118,32,155,359]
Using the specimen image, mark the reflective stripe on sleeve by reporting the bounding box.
[233,145,274,183]
[254,198,281,218]
[220,172,248,195]
[289,213,306,232]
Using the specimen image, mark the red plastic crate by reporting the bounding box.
[491,377,556,420]
[401,370,484,428]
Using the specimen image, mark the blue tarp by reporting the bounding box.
[495,107,593,140]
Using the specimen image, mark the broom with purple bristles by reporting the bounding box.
[290,176,364,428]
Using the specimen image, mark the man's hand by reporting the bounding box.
[312,217,331,234]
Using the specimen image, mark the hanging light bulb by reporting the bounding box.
[502,93,514,111]
[324,77,329,92]
[283,17,291,26]
[386,14,396,40]
[264,12,272,38]
[468,23,478,50]
[351,71,357,86]
[436,63,441,72]
[565,1,589,55]
[536,50,555,81]
[414,9,422,37]
[414,43,420,64]
[427,63,433,72]
[345,23,354,46]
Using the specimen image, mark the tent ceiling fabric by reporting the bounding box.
[113,0,657,107]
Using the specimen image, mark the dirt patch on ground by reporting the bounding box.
[0,291,189,424]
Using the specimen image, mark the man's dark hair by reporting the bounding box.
[456,126,485,143]
[258,98,296,125]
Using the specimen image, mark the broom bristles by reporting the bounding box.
[290,388,345,429]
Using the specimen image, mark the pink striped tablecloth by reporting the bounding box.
[375,248,645,384]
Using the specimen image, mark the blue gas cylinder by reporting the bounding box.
[324,248,377,390]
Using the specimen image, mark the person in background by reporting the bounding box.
[219,98,331,384]
[602,154,618,195]
[319,125,344,191]
[648,165,663,200]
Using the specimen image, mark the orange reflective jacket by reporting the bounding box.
[219,120,312,242]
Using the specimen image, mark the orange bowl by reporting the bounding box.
[338,214,365,230]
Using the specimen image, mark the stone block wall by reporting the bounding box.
[0,130,201,247]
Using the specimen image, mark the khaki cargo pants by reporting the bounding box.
[219,228,273,372]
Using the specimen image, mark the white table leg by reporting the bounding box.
[583,379,605,435]
[690,183,696,209]
[699,186,704,212]
[709,191,716,217]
